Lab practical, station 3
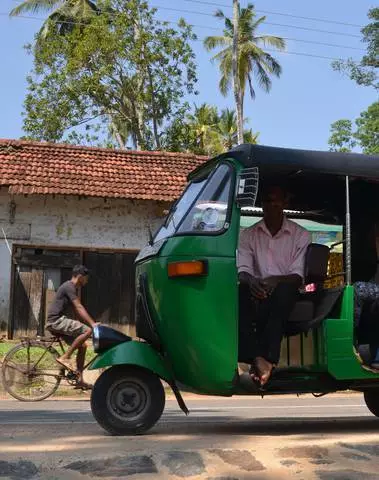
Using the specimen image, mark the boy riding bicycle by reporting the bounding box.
[46,265,98,389]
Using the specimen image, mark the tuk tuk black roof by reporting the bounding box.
[190,144,379,180]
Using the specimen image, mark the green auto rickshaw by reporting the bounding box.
[89,144,379,435]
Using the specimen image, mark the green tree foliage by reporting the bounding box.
[329,9,378,155]
[328,120,356,152]
[163,103,259,156]
[355,102,379,154]
[332,7,378,90]
[328,102,379,155]
[22,0,197,150]
[215,108,258,151]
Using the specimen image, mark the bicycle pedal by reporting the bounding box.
[67,371,79,381]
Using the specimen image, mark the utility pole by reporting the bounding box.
[232,0,243,144]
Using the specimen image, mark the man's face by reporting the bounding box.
[262,186,287,221]
[79,274,89,287]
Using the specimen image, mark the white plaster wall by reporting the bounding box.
[0,189,167,332]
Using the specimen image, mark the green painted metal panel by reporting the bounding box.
[145,255,237,394]
[135,192,241,395]
[325,286,379,380]
[89,341,173,382]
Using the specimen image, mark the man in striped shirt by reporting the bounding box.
[237,184,311,386]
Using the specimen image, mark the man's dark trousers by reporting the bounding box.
[238,282,299,364]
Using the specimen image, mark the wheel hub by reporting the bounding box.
[108,381,148,419]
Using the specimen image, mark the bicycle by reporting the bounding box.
[1,336,95,401]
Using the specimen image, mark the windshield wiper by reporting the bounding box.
[164,200,178,228]
[148,226,154,246]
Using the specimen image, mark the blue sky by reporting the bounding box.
[0,0,376,150]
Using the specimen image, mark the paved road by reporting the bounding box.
[1,394,379,479]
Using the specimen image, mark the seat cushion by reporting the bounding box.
[288,300,315,324]
[286,287,344,336]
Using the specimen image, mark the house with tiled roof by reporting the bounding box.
[0,139,206,337]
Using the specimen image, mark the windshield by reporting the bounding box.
[154,175,208,243]
[153,163,233,242]
[177,164,232,234]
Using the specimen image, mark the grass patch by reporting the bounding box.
[0,342,13,361]
[0,340,95,363]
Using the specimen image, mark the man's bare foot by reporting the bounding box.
[56,357,77,372]
[253,356,274,386]
[249,364,260,384]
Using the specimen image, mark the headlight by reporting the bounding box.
[92,325,132,354]
[92,325,100,353]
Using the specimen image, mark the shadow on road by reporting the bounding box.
[1,409,379,437]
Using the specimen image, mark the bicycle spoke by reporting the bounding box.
[1,341,62,401]
[27,343,30,374]
[7,378,61,387]
[2,361,27,375]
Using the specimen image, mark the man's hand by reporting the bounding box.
[261,276,280,295]
[262,274,302,292]
[239,272,268,300]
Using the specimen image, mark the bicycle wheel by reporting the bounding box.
[1,340,63,401]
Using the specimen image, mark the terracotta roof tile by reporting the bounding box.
[0,139,207,202]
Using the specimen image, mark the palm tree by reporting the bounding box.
[10,0,99,39]
[215,108,259,152]
[187,103,220,155]
[204,3,285,142]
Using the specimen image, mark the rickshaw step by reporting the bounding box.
[238,371,338,394]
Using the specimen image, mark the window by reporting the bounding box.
[177,164,233,234]
[153,163,233,242]
[154,176,208,243]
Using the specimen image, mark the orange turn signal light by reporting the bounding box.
[168,260,208,278]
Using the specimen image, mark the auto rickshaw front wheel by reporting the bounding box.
[91,365,165,435]
[364,390,379,418]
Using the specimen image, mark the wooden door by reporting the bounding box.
[82,251,137,331]
[12,266,44,337]
[10,247,137,337]
[11,247,80,338]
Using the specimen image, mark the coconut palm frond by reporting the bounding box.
[218,53,233,96]
[211,45,232,63]
[244,128,259,144]
[214,9,226,20]
[247,72,256,100]
[223,17,233,34]
[12,0,99,42]
[238,52,251,97]
[260,52,283,77]
[10,0,61,16]
[253,61,272,93]
[249,15,266,31]
[219,74,232,97]
[204,35,231,52]
[255,35,286,50]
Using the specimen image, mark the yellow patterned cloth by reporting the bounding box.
[324,252,344,289]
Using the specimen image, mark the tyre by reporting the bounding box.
[91,365,165,435]
[1,341,62,401]
[364,390,379,417]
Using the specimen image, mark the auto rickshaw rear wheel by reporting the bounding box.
[364,390,379,417]
[91,365,165,435]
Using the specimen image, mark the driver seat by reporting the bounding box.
[285,243,343,336]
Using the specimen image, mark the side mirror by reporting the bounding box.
[236,167,259,208]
